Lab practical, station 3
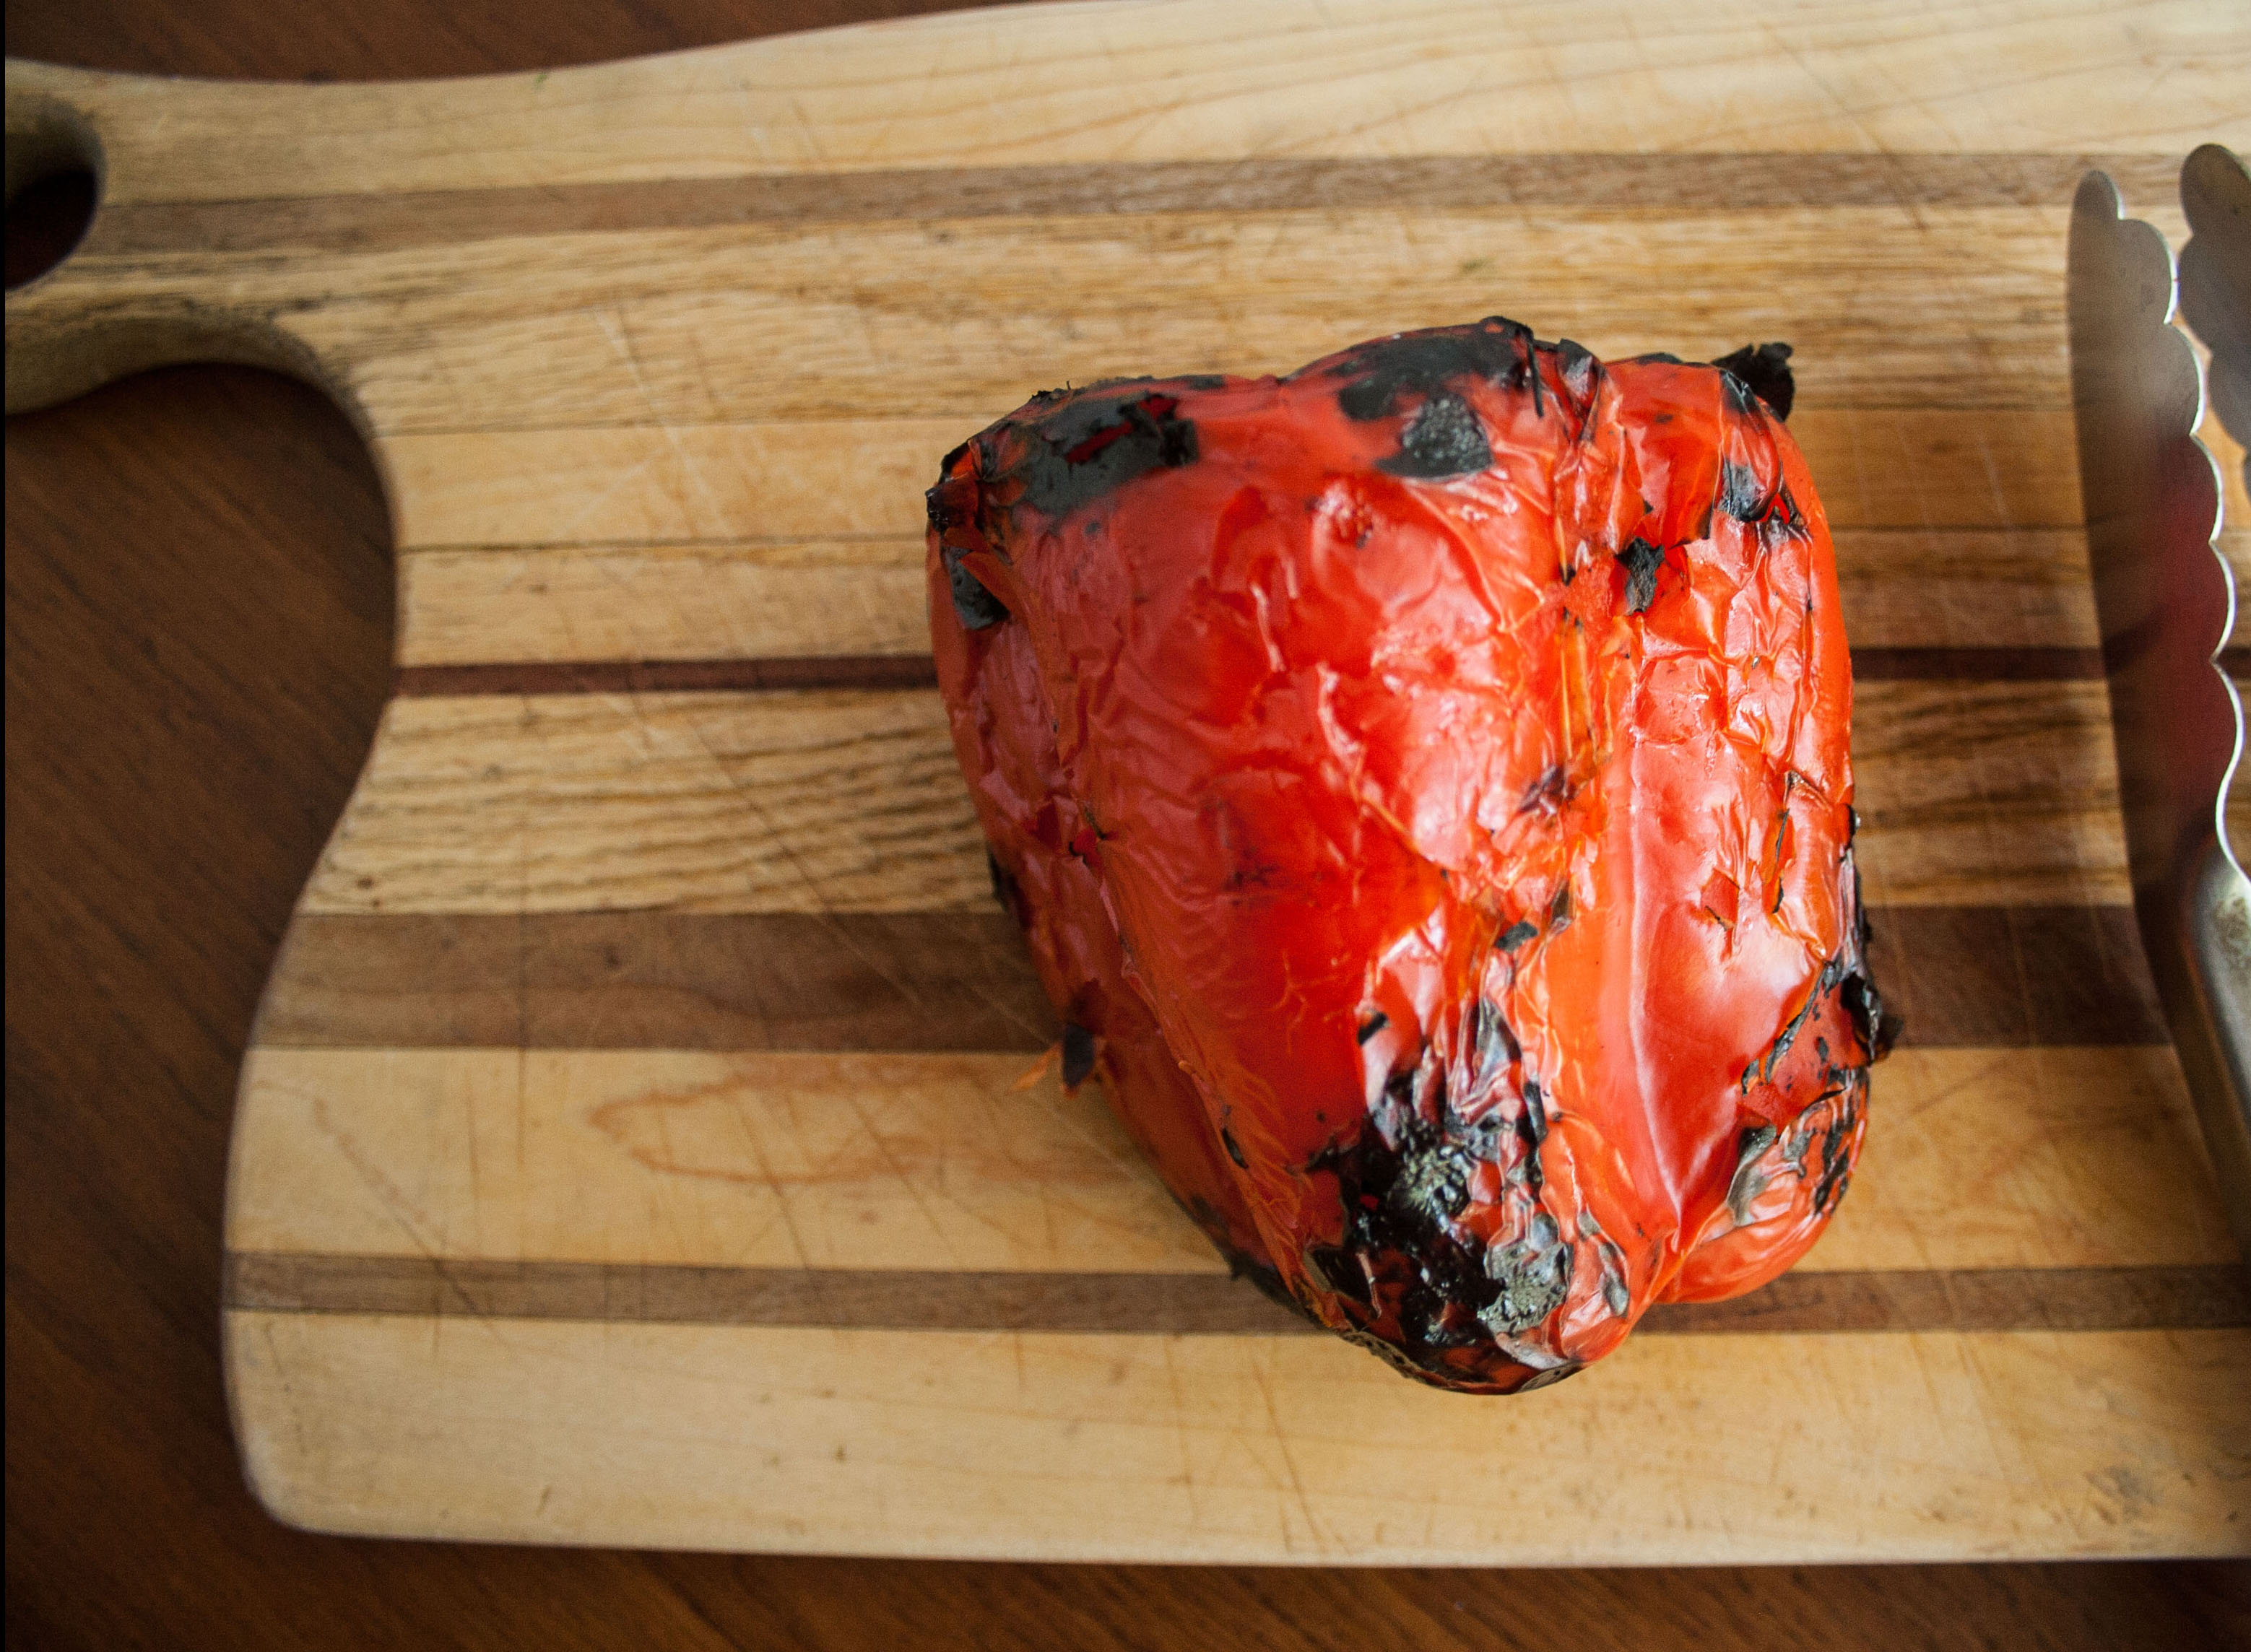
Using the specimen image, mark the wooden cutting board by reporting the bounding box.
[9,0,2251,1565]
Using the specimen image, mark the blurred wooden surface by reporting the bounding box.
[6,0,2250,1642]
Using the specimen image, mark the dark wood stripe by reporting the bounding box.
[1862,904,2164,1048]
[1849,647,2103,681]
[392,648,2104,697]
[392,656,939,696]
[259,910,1062,1052]
[222,1253,2250,1337]
[258,905,2164,1051]
[90,154,2180,256]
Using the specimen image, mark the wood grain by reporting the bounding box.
[290,682,2127,916]
[15,4,2243,209]
[223,1253,2250,1336]
[225,1311,2251,1561]
[379,409,2082,562]
[248,904,2167,1052]
[393,527,2103,668]
[225,1045,2237,1276]
[77,155,2194,258]
[4,204,2190,428]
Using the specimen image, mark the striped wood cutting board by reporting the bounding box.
[8,0,2251,1565]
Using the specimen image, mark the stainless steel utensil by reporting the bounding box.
[2068,147,2251,1262]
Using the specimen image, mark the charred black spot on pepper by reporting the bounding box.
[1548,884,1574,932]
[1633,352,1685,365]
[1496,919,1537,952]
[1727,1123,1780,1224]
[1010,390,1200,518]
[1380,390,1493,479]
[1181,373,1228,390]
[1770,485,1808,536]
[1324,316,1535,421]
[1304,1242,1372,1304]
[1578,1210,1633,1318]
[1514,1361,1582,1392]
[1061,1021,1096,1088]
[1220,1124,1249,1170]
[1711,341,1796,422]
[1309,1114,1519,1360]
[1744,955,1844,1091]
[1471,999,1521,1091]
[1519,1080,1548,1144]
[1482,1212,1573,1333]
[1717,369,1758,418]
[1718,458,1771,523]
[1517,762,1567,816]
[1842,970,1899,1060]
[1618,536,1665,614]
[943,547,1011,630]
[1556,337,1600,413]
[1356,1011,1390,1045]
[986,851,1026,924]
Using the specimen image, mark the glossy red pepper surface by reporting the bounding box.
[928,318,1890,1393]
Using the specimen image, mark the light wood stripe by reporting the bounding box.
[254,905,2160,1052]
[296,682,2125,916]
[395,539,932,669]
[381,409,2084,560]
[227,1043,2237,1279]
[23,5,2240,208]
[87,154,2182,256]
[225,1313,2251,1560]
[28,211,2104,433]
[397,527,2098,669]
[222,1253,2250,1336]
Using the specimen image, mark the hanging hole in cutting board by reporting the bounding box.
[4,102,101,291]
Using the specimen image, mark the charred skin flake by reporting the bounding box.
[1556,336,1600,408]
[1727,1123,1781,1223]
[1325,316,1535,421]
[1220,1124,1249,1170]
[1307,1108,1570,1365]
[1718,458,1771,523]
[1381,391,1493,479]
[943,547,1010,630]
[1496,919,1537,952]
[1012,391,1200,518]
[1481,1215,1574,1334]
[1578,1212,1634,1318]
[1356,1010,1390,1045]
[986,850,1027,923]
[1712,341,1797,421]
[1061,1021,1097,1087]
[1842,970,1899,1060]
[1618,536,1666,613]
[1470,999,1522,1089]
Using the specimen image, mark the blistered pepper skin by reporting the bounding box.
[929,318,1890,1392]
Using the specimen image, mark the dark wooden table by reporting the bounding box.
[6,4,2247,1646]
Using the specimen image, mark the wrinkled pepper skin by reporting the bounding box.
[928,317,1891,1393]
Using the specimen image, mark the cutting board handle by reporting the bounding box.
[5,61,340,420]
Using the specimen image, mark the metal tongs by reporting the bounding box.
[2068,144,2251,1262]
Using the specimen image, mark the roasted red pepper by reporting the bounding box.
[928,318,1889,1392]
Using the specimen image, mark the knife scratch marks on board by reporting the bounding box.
[1252,1355,1328,1557]
[306,1092,441,1261]
[592,303,729,533]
